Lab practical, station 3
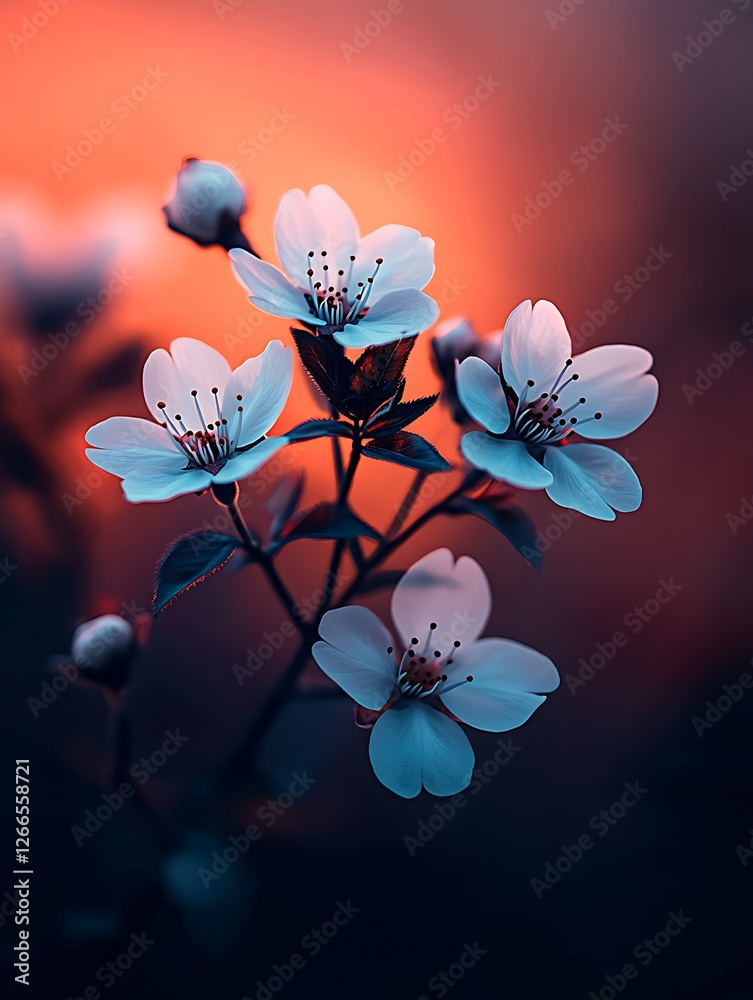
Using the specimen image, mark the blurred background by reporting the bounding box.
[0,0,751,996]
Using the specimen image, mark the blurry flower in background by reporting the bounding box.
[86,338,293,502]
[71,613,139,689]
[430,317,502,424]
[312,548,559,798]
[457,300,658,520]
[163,158,253,253]
[230,184,439,348]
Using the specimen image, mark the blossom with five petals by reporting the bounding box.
[456,300,658,520]
[312,549,559,798]
[86,338,292,503]
[229,184,439,349]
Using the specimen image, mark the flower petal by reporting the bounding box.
[222,341,293,446]
[212,438,287,484]
[120,467,211,503]
[455,357,509,434]
[368,702,474,798]
[169,338,232,396]
[563,345,658,439]
[440,637,559,732]
[229,249,322,324]
[85,416,178,456]
[312,606,396,710]
[543,443,641,520]
[501,299,571,397]
[274,185,359,287]
[351,225,435,297]
[334,288,439,348]
[460,433,553,488]
[391,548,491,657]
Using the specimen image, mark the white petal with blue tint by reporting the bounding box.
[229,250,321,324]
[313,607,396,710]
[368,702,474,798]
[391,548,491,655]
[460,433,554,488]
[335,288,439,348]
[543,443,641,520]
[562,345,658,440]
[222,341,292,447]
[455,357,509,434]
[274,186,359,287]
[121,467,211,503]
[350,225,435,297]
[440,638,559,732]
[213,438,287,484]
[501,299,571,397]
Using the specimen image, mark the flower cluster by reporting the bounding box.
[81,168,658,797]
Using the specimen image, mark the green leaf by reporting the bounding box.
[448,497,543,573]
[363,431,452,472]
[278,502,381,545]
[285,419,354,441]
[153,531,238,617]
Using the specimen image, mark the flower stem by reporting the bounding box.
[384,470,427,540]
[220,485,309,634]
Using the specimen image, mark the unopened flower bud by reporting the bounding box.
[163,159,251,251]
[71,614,134,686]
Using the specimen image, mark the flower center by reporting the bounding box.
[511,359,603,445]
[303,249,384,329]
[386,623,474,702]
[157,387,247,474]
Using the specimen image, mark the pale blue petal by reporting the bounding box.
[121,467,211,503]
[312,606,396,710]
[460,433,553,488]
[212,438,287,484]
[440,638,559,732]
[455,357,509,434]
[543,443,641,519]
[369,702,474,798]
[333,289,439,348]
[229,249,324,324]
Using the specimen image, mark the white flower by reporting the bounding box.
[86,338,292,503]
[312,549,559,798]
[164,159,246,245]
[229,184,439,349]
[430,316,502,424]
[456,300,659,520]
[71,614,134,672]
